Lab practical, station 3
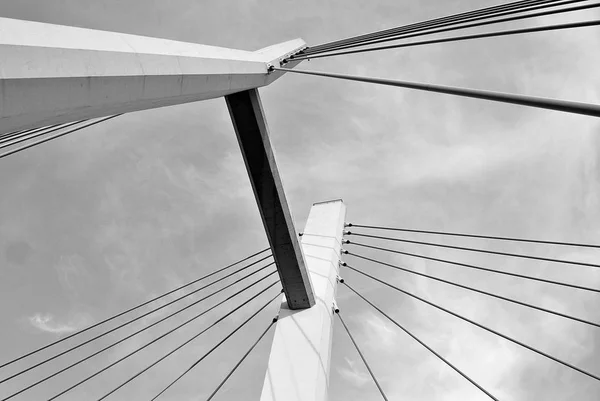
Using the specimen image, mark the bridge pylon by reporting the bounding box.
[259,200,346,401]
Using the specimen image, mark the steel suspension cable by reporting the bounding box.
[273,67,600,118]
[293,18,600,61]
[0,248,269,370]
[346,252,600,327]
[306,0,560,54]
[301,0,597,56]
[343,264,600,381]
[148,290,282,401]
[344,233,600,269]
[304,0,565,55]
[41,272,279,401]
[94,282,280,401]
[344,246,600,293]
[0,128,30,140]
[2,266,277,401]
[347,223,600,250]
[0,122,73,144]
[342,282,499,401]
[205,317,277,401]
[336,311,390,401]
[0,126,51,140]
[0,115,122,160]
[0,120,85,149]
[0,254,272,384]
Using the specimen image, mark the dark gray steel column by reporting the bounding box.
[225,89,315,309]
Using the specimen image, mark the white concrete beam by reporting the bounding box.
[260,200,346,401]
[0,17,305,133]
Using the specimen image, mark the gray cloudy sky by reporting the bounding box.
[1,0,600,400]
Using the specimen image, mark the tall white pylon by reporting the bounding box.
[260,200,347,401]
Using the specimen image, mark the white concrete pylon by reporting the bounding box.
[260,199,346,401]
[0,17,305,133]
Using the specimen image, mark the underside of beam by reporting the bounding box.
[225,89,315,310]
[0,17,305,133]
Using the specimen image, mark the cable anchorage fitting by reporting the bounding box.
[341,248,349,254]
[332,301,340,314]
[345,223,353,227]
[336,275,345,284]
[272,313,280,323]
[343,239,351,244]
[344,230,352,236]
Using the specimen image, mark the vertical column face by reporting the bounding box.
[260,200,346,401]
[225,89,315,309]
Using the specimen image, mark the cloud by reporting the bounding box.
[337,356,372,387]
[29,314,77,334]
[364,312,397,350]
[28,313,92,335]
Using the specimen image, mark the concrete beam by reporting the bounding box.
[0,17,305,133]
[225,89,314,310]
[260,199,346,401]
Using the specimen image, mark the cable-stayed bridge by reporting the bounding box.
[1,1,600,399]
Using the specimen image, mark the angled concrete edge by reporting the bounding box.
[0,17,306,133]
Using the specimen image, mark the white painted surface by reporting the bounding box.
[0,18,305,133]
[260,200,346,401]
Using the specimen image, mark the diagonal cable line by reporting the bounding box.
[40,273,279,401]
[0,122,75,145]
[342,282,499,401]
[273,67,600,118]
[0,128,30,140]
[336,310,390,401]
[0,248,269,370]
[346,252,600,328]
[303,0,570,55]
[0,115,121,160]
[96,286,281,401]
[148,290,281,401]
[345,233,600,269]
[0,124,59,141]
[0,253,272,383]
[93,284,278,400]
[343,264,600,381]
[345,247,600,293]
[302,0,597,56]
[2,265,277,401]
[205,317,277,401]
[0,120,86,149]
[292,18,600,61]
[346,223,600,250]
[306,0,563,53]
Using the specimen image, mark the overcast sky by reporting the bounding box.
[1,0,600,400]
